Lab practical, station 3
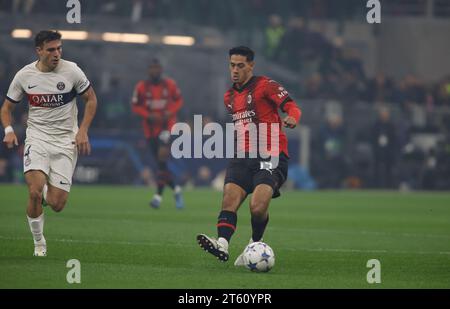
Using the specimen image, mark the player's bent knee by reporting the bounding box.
[250,201,269,218]
[51,201,66,212]
[48,195,68,212]
[52,206,64,213]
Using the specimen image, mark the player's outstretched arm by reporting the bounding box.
[265,79,302,129]
[76,87,97,155]
[1,99,19,148]
[282,101,302,129]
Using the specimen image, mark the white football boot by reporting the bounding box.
[33,235,47,257]
[197,234,229,262]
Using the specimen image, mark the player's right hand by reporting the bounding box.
[75,128,91,156]
[3,132,19,148]
[282,115,297,128]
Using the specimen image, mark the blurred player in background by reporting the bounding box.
[131,59,184,209]
[197,46,301,265]
[1,30,97,256]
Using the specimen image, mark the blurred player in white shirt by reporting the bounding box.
[1,30,97,256]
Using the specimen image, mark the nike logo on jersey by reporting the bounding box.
[28,85,38,89]
[59,181,70,185]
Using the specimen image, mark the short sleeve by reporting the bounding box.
[6,72,25,103]
[72,64,91,95]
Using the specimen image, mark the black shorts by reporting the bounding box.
[224,153,289,198]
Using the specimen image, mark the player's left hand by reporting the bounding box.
[283,116,297,129]
[75,129,91,155]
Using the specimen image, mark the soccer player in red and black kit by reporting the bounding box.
[196,46,301,264]
[131,59,184,209]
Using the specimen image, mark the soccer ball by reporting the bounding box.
[243,242,275,272]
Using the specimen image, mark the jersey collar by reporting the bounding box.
[233,76,256,93]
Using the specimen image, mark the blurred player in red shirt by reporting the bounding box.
[131,59,184,209]
[197,46,301,264]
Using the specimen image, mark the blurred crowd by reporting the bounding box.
[263,14,450,109]
[310,104,450,191]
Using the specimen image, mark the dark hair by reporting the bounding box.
[34,30,62,47]
[229,46,255,62]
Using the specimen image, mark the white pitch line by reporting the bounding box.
[1,235,449,256]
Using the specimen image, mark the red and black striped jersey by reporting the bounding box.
[131,78,183,139]
[224,76,301,157]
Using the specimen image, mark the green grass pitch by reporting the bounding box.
[1,185,449,288]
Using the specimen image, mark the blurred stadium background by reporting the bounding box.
[1,0,450,289]
[1,0,450,191]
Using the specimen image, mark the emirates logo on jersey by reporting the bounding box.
[232,109,256,125]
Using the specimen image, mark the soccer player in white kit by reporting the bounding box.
[1,30,97,256]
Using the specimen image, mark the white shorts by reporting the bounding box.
[23,138,78,192]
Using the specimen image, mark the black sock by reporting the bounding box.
[158,161,175,190]
[166,176,175,190]
[251,214,269,242]
[157,184,165,195]
[156,170,165,195]
[217,210,237,243]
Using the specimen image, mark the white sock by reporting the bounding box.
[174,185,181,195]
[42,184,48,203]
[27,213,44,243]
[218,237,229,250]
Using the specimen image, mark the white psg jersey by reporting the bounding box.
[6,59,90,145]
